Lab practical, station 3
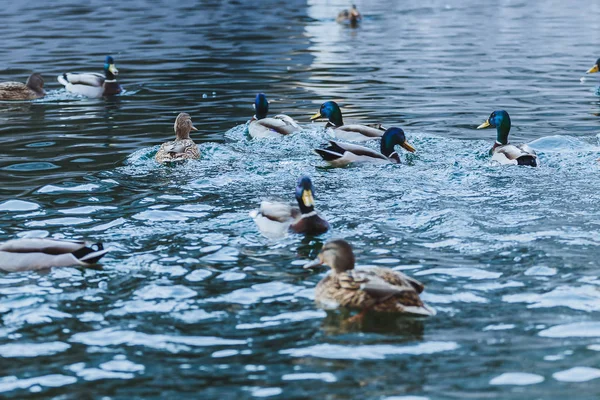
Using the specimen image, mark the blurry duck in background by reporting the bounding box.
[0,238,109,272]
[58,55,122,97]
[311,101,386,141]
[477,110,538,167]
[0,73,45,100]
[304,239,436,317]
[155,112,200,163]
[337,4,362,25]
[250,176,329,237]
[314,127,415,167]
[586,58,600,74]
[248,93,300,138]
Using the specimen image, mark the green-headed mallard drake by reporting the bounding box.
[0,238,109,272]
[314,127,415,167]
[586,58,600,74]
[248,93,300,138]
[250,176,329,237]
[0,73,45,101]
[155,112,200,163]
[477,110,538,167]
[304,239,435,316]
[57,55,122,98]
[336,4,362,25]
[311,101,385,141]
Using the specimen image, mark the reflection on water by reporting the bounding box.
[2,0,600,398]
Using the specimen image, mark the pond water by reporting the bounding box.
[2,0,600,398]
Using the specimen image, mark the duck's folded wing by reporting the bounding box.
[497,144,535,160]
[256,118,297,135]
[336,124,385,138]
[62,73,105,87]
[257,201,298,222]
[371,267,425,293]
[273,114,300,128]
[0,238,86,254]
[516,143,537,155]
[331,141,388,160]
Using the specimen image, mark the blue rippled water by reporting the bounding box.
[2,0,600,398]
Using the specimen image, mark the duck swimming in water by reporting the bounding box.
[337,4,362,25]
[58,55,122,98]
[477,110,538,167]
[311,101,386,142]
[155,113,200,163]
[248,93,300,138]
[304,239,435,316]
[0,238,109,272]
[314,127,415,167]
[0,73,45,101]
[250,176,329,237]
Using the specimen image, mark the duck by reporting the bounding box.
[586,58,600,74]
[336,4,362,25]
[314,127,415,167]
[477,110,538,167]
[248,93,300,138]
[0,73,46,101]
[155,113,200,163]
[311,101,386,141]
[249,176,329,237]
[0,238,109,272]
[57,55,122,97]
[303,239,436,316]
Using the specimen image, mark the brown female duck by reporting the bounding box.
[304,240,435,316]
[0,73,45,100]
[337,5,362,25]
[155,113,201,163]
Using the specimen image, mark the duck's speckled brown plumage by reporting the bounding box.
[155,113,200,163]
[306,240,435,316]
[0,73,45,101]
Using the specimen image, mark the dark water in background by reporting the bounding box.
[2,0,600,398]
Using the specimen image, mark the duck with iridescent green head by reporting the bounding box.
[311,101,386,142]
[477,110,538,167]
[57,55,122,98]
[248,93,300,138]
[249,176,329,238]
[314,127,415,167]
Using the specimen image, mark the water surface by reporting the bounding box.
[2,0,600,398]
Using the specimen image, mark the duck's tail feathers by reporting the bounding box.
[314,148,342,161]
[517,155,538,167]
[57,73,69,86]
[72,242,109,265]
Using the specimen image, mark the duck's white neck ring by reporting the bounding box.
[104,79,117,83]
[300,211,317,219]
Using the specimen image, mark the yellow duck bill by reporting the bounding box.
[477,119,491,129]
[310,112,322,121]
[302,190,315,207]
[587,65,599,74]
[108,64,119,75]
[401,141,416,153]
